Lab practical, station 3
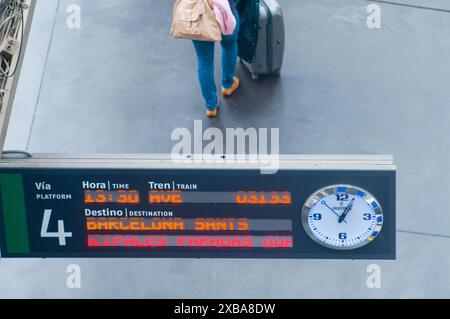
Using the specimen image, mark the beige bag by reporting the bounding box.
[171,0,222,42]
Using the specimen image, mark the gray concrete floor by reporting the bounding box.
[1,0,450,298]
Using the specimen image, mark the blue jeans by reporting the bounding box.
[192,2,240,111]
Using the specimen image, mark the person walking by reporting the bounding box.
[171,0,259,117]
[192,0,240,117]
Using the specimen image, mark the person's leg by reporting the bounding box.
[221,4,240,90]
[192,40,218,111]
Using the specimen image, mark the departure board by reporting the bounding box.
[0,168,395,259]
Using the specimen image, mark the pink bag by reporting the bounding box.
[211,0,237,35]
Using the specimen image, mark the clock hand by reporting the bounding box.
[338,198,355,224]
[321,201,347,224]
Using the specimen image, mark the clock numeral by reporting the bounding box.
[312,213,322,220]
[363,213,371,220]
[338,232,347,240]
[336,194,349,201]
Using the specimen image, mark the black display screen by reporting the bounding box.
[0,168,395,259]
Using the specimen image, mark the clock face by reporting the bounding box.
[301,185,383,250]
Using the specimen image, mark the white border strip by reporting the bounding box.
[0,153,396,170]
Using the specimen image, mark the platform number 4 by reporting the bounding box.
[40,209,72,246]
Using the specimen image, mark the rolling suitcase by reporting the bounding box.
[242,0,285,80]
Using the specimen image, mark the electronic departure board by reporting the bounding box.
[0,167,396,259]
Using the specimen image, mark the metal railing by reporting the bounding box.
[0,0,35,154]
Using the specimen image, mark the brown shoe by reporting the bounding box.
[206,103,219,118]
[207,108,218,118]
[222,76,240,97]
